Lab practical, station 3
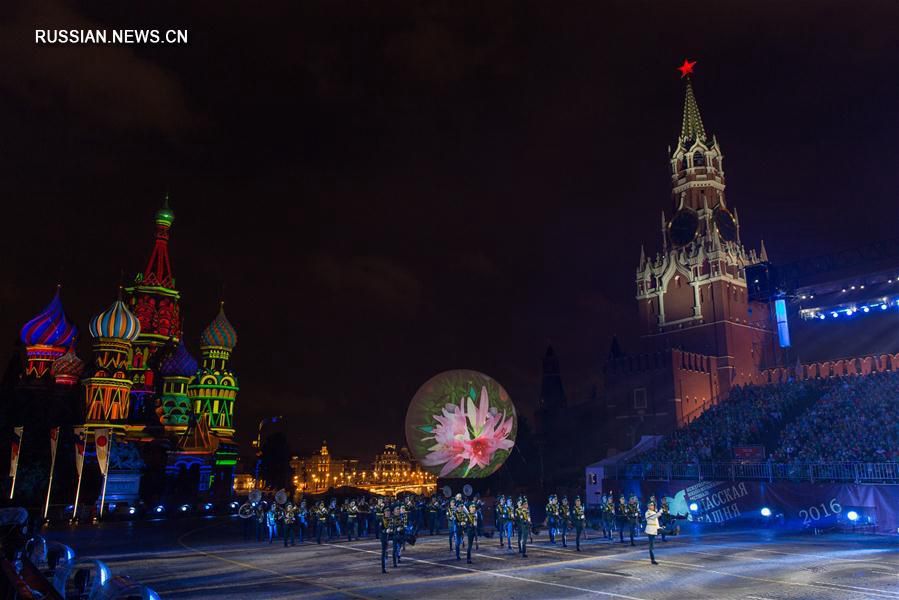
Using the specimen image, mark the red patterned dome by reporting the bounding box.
[51,347,85,385]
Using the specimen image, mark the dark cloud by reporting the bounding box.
[0,0,198,138]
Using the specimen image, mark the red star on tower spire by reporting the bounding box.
[677,59,696,78]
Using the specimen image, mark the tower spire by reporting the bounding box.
[680,77,707,144]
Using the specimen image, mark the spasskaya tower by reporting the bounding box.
[604,61,778,450]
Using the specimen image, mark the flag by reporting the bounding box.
[9,427,23,478]
[74,427,86,477]
[95,429,111,476]
[49,427,60,465]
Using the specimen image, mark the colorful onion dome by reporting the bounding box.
[200,303,237,349]
[89,296,141,341]
[20,287,78,348]
[51,347,85,380]
[160,339,198,377]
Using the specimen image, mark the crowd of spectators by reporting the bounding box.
[635,379,830,464]
[773,370,899,463]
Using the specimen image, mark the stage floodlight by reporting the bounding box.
[760,507,772,517]
[847,510,859,522]
[689,502,699,512]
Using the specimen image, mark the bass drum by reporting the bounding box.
[462,484,473,497]
[248,489,262,504]
[238,504,255,519]
[442,485,452,499]
[275,489,288,505]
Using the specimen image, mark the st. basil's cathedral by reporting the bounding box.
[1,199,240,508]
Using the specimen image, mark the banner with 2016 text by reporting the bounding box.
[602,478,899,535]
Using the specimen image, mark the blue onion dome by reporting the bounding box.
[200,303,237,349]
[51,347,85,380]
[89,296,141,341]
[160,339,198,377]
[20,287,78,347]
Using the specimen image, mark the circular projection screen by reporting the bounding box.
[405,370,517,479]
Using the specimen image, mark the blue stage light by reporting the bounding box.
[882,304,888,310]
[204,503,213,511]
[844,309,853,316]
[180,504,190,512]
[831,312,839,318]
[154,505,165,514]
[847,510,859,522]
[128,506,136,515]
[689,502,699,512]
[863,306,870,313]
[229,501,239,510]
[760,507,772,517]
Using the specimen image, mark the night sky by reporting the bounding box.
[3,1,899,461]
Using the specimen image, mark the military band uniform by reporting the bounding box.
[545,496,560,544]
[559,497,571,548]
[626,498,640,546]
[345,502,359,541]
[315,503,329,544]
[615,497,628,543]
[379,511,392,573]
[392,510,406,565]
[573,498,587,551]
[447,502,458,551]
[516,501,531,558]
[283,503,298,547]
[427,498,440,535]
[601,497,615,540]
[495,496,506,547]
[503,499,514,549]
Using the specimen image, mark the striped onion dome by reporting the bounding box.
[160,339,198,377]
[89,297,141,341]
[20,288,78,347]
[200,303,237,350]
[51,347,85,379]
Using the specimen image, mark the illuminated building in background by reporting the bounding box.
[289,442,435,496]
[290,441,359,493]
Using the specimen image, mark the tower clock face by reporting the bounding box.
[669,208,699,247]
[714,207,738,242]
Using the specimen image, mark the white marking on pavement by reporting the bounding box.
[324,543,651,600]
[564,567,643,581]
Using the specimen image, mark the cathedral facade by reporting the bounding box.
[603,71,779,452]
[4,198,240,509]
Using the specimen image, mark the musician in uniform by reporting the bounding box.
[559,496,571,548]
[516,497,531,558]
[644,500,661,565]
[427,496,440,535]
[615,494,628,543]
[357,497,370,538]
[283,502,298,547]
[446,498,458,551]
[474,494,485,537]
[379,504,392,573]
[373,498,386,540]
[265,503,278,544]
[392,505,407,566]
[545,494,560,544]
[346,500,359,541]
[601,495,614,540]
[573,496,587,551]
[495,495,505,547]
[502,497,514,549]
[328,498,341,539]
[315,501,329,544]
[463,503,478,564]
[255,502,266,542]
[297,500,308,544]
[453,499,469,560]
[626,494,641,546]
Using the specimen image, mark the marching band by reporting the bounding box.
[237,488,686,573]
